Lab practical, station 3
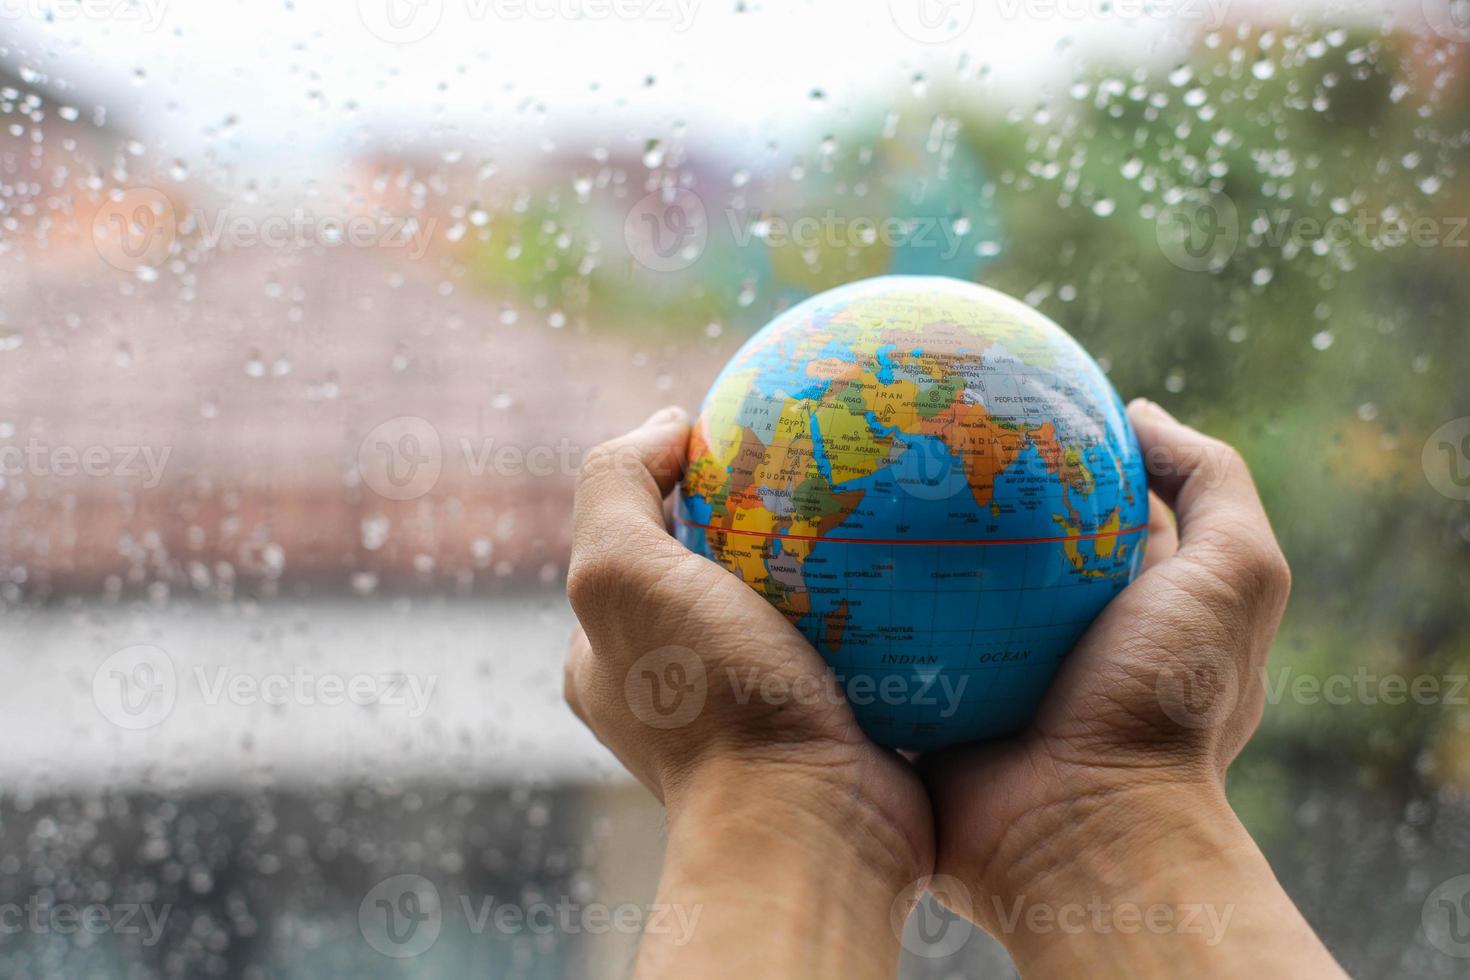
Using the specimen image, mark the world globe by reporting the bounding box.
[677,276,1149,750]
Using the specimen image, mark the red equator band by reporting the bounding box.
[675,517,1149,548]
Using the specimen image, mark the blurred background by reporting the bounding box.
[2,0,1469,976]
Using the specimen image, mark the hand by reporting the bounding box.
[564,406,934,979]
[921,399,1343,976]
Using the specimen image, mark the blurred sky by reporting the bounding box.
[0,0,1408,188]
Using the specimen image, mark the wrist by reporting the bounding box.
[664,754,927,892]
[967,780,1342,977]
[973,778,1241,912]
[635,757,928,980]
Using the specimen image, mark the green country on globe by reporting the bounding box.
[676,276,1149,750]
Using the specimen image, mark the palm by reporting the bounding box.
[671,556,937,866]
[571,527,936,875]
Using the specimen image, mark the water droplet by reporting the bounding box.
[1311,330,1334,351]
[361,515,390,551]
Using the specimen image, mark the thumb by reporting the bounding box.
[1125,398,1284,586]
[573,405,690,549]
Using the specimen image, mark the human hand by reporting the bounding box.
[564,406,934,979]
[920,399,1343,976]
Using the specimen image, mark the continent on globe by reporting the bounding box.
[677,275,1149,750]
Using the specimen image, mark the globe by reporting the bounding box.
[677,275,1149,750]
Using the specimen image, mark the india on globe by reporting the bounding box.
[676,276,1149,750]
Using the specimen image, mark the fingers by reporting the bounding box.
[563,624,666,800]
[1126,399,1290,608]
[574,405,689,536]
[1141,490,1178,570]
[564,625,592,725]
[568,406,691,619]
[1128,399,1259,530]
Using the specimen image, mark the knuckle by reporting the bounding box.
[1245,541,1292,604]
[565,551,626,615]
[1204,532,1290,611]
[568,529,690,625]
[578,439,638,486]
[1208,437,1244,466]
[1199,438,1246,485]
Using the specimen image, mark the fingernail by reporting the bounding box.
[643,405,686,427]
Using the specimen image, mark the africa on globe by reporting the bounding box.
[677,276,1148,750]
